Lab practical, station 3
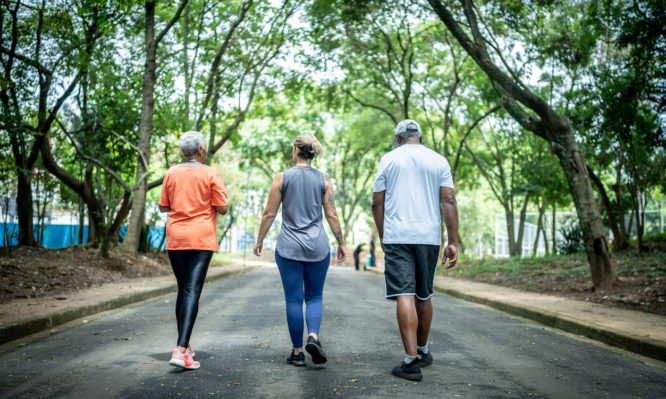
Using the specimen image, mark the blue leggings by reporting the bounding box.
[275,251,330,348]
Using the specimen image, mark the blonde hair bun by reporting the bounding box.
[293,133,323,160]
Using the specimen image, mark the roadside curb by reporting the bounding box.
[364,268,666,362]
[0,266,255,345]
[434,285,666,363]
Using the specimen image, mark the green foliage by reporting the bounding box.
[1,0,663,263]
[557,220,585,254]
[643,232,666,243]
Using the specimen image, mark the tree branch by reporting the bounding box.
[155,0,189,46]
[195,0,253,130]
[52,114,131,191]
[452,104,500,175]
[343,88,398,124]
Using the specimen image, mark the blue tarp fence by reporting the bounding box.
[1,222,89,248]
[0,223,166,250]
[117,225,166,251]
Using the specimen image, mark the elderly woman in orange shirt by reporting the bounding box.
[159,131,228,370]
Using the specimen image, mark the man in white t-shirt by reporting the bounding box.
[372,119,459,381]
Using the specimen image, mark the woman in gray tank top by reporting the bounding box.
[254,133,347,367]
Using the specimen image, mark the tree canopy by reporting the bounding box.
[1,0,664,290]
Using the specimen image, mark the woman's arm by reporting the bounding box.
[253,173,283,256]
[159,205,171,213]
[323,174,346,261]
[214,205,228,215]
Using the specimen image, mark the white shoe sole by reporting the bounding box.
[169,358,200,370]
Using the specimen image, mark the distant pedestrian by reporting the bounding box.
[353,242,364,271]
[369,240,376,267]
[254,133,346,367]
[372,120,459,381]
[159,131,229,370]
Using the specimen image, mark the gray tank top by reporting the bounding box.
[276,166,330,262]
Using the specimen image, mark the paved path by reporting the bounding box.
[0,266,664,398]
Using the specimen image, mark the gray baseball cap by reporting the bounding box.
[392,119,422,147]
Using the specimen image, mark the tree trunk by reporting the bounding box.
[121,1,157,254]
[506,208,518,256]
[588,166,629,251]
[551,130,616,290]
[533,196,546,256]
[16,171,35,246]
[78,199,85,245]
[541,220,549,256]
[635,189,646,251]
[515,194,530,257]
[98,224,111,258]
[552,199,557,254]
[87,216,97,245]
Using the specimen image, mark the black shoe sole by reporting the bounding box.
[287,361,305,367]
[391,370,422,381]
[287,359,305,367]
[305,342,327,364]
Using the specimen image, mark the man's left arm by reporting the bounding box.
[440,186,459,269]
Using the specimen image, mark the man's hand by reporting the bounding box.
[443,244,458,269]
[253,241,263,257]
[336,246,347,262]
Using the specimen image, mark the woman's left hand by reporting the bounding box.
[253,241,263,257]
[336,245,346,262]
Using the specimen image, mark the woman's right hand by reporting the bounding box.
[253,241,263,257]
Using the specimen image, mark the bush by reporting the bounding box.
[557,220,585,254]
[643,232,666,243]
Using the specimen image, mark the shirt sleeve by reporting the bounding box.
[440,158,454,189]
[211,170,229,207]
[373,158,386,192]
[158,172,171,207]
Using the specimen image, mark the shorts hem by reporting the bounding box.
[415,293,434,300]
[385,292,416,298]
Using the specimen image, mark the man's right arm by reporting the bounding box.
[440,186,459,269]
[372,191,385,251]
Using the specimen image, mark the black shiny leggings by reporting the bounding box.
[168,250,213,348]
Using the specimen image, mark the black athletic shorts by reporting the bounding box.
[384,244,440,300]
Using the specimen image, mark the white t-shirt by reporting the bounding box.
[373,144,454,245]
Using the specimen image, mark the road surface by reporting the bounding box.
[0,266,664,398]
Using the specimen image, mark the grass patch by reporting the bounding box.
[441,249,666,315]
[211,253,238,266]
[443,250,663,290]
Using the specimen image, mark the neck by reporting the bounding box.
[295,159,311,167]
[185,158,201,163]
[400,138,421,146]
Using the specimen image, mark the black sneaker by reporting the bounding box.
[286,350,305,366]
[305,336,327,364]
[391,361,422,381]
[416,349,433,367]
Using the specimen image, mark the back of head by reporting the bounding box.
[293,133,323,160]
[179,131,205,157]
[393,119,422,147]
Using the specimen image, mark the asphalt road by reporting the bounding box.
[0,266,664,398]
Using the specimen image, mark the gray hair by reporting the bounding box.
[392,119,422,147]
[179,131,205,157]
